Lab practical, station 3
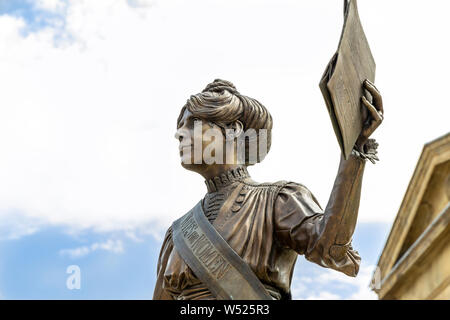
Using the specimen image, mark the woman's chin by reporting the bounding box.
[180,161,192,169]
[180,158,198,170]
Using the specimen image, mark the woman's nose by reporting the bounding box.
[174,129,184,142]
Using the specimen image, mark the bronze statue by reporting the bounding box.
[152,77,383,300]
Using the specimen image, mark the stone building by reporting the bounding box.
[372,133,449,299]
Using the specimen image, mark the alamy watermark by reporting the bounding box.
[177,120,268,165]
[370,266,381,291]
[66,265,81,290]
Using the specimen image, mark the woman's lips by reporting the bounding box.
[179,144,192,152]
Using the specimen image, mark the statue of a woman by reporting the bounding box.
[153,79,383,300]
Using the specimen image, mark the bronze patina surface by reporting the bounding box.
[153,76,384,300]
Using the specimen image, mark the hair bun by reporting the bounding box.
[202,79,239,95]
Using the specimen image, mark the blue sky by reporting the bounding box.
[0,227,160,299]
[0,0,65,33]
[0,0,448,300]
[0,221,390,299]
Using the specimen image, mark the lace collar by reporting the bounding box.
[204,166,250,193]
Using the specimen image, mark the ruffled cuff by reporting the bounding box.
[352,138,379,164]
[327,242,361,277]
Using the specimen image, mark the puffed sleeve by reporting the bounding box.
[152,227,175,300]
[274,182,361,277]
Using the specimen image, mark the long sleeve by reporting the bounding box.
[274,162,362,277]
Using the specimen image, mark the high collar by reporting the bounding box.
[204,166,250,193]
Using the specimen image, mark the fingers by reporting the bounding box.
[355,136,367,152]
[363,79,384,115]
[362,96,383,122]
[364,79,379,92]
[361,125,376,144]
[357,81,384,151]
[360,96,383,142]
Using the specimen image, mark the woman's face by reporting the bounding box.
[175,109,227,169]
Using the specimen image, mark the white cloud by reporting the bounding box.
[292,264,378,300]
[347,266,379,300]
[0,0,449,240]
[0,213,44,240]
[126,0,157,8]
[59,239,124,258]
[34,0,66,13]
[306,291,341,300]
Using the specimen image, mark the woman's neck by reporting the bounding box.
[199,164,244,180]
[203,166,250,193]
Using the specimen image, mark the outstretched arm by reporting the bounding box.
[314,80,384,264]
[274,80,383,276]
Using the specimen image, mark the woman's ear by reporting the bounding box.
[233,120,244,138]
[225,120,244,139]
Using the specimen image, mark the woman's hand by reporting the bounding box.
[355,79,384,152]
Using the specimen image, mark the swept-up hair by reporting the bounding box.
[177,79,273,165]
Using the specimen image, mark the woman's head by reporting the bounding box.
[175,79,273,173]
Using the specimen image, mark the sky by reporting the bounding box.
[0,0,448,300]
